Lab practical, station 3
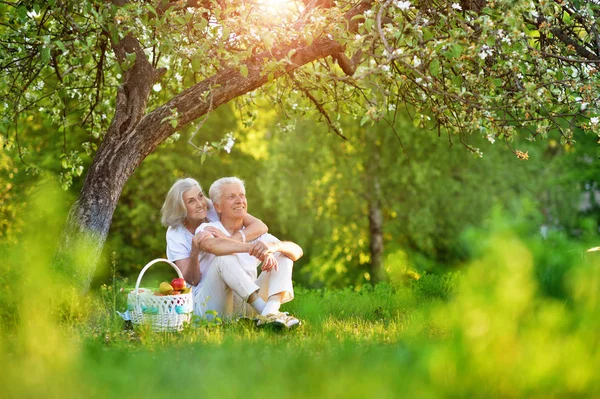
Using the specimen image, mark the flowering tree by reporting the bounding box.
[1,0,599,289]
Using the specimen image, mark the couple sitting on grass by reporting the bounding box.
[161,177,303,329]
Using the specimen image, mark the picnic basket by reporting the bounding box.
[127,258,193,332]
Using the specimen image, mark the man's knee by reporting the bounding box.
[274,254,294,270]
[213,255,242,273]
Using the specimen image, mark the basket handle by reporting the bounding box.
[134,258,184,295]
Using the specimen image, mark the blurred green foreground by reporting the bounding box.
[1,184,599,399]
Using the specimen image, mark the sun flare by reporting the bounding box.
[257,0,296,17]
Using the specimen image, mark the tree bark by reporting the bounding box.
[55,2,375,291]
[367,166,385,284]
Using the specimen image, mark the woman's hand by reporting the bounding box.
[192,230,213,251]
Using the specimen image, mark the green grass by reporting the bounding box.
[1,187,599,398]
[2,239,600,399]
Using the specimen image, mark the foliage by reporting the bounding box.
[3,0,600,188]
[2,199,600,398]
[256,106,554,286]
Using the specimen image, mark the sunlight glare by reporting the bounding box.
[258,0,295,17]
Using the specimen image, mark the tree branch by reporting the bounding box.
[292,75,348,140]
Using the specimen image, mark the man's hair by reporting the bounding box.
[209,177,246,206]
[161,177,203,227]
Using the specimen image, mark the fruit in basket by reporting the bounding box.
[171,277,186,291]
[181,287,191,294]
[153,290,165,296]
[159,281,174,294]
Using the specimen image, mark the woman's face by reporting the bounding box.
[182,186,208,225]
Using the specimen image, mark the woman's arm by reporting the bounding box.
[174,232,210,286]
[229,213,267,242]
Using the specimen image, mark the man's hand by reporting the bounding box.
[260,253,278,272]
[192,230,213,251]
[250,241,278,260]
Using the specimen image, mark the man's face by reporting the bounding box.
[214,183,247,221]
[182,186,208,224]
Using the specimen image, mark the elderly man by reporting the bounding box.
[194,176,303,328]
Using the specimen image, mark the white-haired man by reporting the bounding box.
[194,176,303,328]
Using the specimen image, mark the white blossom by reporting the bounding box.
[478,44,492,60]
[452,3,462,10]
[153,83,162,92]
[591,117,599,125]
[486,134,496,144]
[395,0,411,10]
[413,55,421,67]
[224,135,235,153]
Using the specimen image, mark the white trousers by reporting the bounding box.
[193,254,294,319]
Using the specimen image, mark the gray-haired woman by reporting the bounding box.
[161,177,268,286]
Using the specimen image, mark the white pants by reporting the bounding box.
[193,254,294,319]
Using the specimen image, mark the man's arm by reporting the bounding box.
[251,241,303,262]
[199,236,254,255]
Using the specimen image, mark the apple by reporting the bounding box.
[159,281,174,294]
[171,277,186,291]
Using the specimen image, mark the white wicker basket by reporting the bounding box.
[127,258,193,332]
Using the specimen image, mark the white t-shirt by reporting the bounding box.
[165,203,219,282]
[195,220,280,282]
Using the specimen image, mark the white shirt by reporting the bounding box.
[165,203,219,282]
[195,220,280,282]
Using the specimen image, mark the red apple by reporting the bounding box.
[171,277,186,291]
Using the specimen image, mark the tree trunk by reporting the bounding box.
[54,0,374,291]
[368,175,385,284]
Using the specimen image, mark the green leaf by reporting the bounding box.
[422,28,433,42]
[413,115,421,127]
[429,59,440,77]
[264,33,273,49]
[360,115,370,126]
[55,40,66,52]
[41,46,51,64]
[240,64,248,78]
[451,44,463,58]
[191,58,201,72]
[170,119,178,128]
[305,32,313,46]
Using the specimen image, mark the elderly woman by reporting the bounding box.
[161,177,268,287]
[192,177,303,328]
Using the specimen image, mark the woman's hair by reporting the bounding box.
[161,178,202,227]
[209,176,245,206]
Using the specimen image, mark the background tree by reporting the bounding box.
[2,0,600,289]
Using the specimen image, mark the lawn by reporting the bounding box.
[2,232,599,399]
